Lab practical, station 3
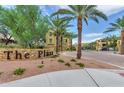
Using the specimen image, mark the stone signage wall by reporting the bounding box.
[0,48,54,61]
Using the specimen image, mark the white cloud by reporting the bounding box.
[73,37,103,44]
[84,33,103,38]
[97,5,124,16]
[83,37,102,43]
[59,5,69,9]
[73,33,103,44]
[72,38,78,44]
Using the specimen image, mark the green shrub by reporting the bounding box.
[70,58,77,62]
[0,44,22,48]
[37,65,44,68]
[75,63,85,68]
[65,63,71,67]
[66,48,70,51]
[66,46,76,51]
[58,59,64,63]
[70,46,76,51]
[14,68,26,75]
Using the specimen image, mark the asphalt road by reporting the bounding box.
[63,51,124,69]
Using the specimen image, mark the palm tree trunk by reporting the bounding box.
[70,38,72,51]
[120,30,124,54]
[60,35,63,51]
[77,16,82,59]
[56,31,59,54]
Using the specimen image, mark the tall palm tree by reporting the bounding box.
[104,16,124,54]
[50,15,71,53]
[51,5,107,59]
[59,28,67,51]
[50,15,63,53]
[59,22,73,51]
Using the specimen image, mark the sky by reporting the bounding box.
[41,5,124,44]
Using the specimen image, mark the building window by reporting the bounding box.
[49,32,52,36]
[49,39,52,44]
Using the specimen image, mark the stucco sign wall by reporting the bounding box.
[0,48,54,61]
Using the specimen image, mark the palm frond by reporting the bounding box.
[51,9,75,17]
[104,27,117,33]
[104,17,124,33]
[90,16,99,24]
[110,23,121,29]
[84,17,88,25]
[68,5,77,12]
[91,9,108,21]
[85,5,97,11]
[60,16,75,23]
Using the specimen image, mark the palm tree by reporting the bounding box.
[59,22,73,51]
[104,16,124,54]
[51,5,107,59]
[50,15,71,53]
[50,15,62,53]
[59,29,67,51]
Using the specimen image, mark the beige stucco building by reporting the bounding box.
[96,39,122,53]
[117,40,121,53]
[45,30,56,50]
[96,40,107,51]
[45,30,72,51]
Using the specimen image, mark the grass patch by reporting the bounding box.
[65,63,71,67]
[75,63,85,68]
[70,58,77,62]
[58,59,64,63]
[14,68,26,75]
[37,65,44,68]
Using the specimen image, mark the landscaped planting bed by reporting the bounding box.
[0,55,119,84]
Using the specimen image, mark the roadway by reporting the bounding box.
[63,51,124,69]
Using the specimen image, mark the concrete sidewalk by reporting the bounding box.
[0,68,124,87]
